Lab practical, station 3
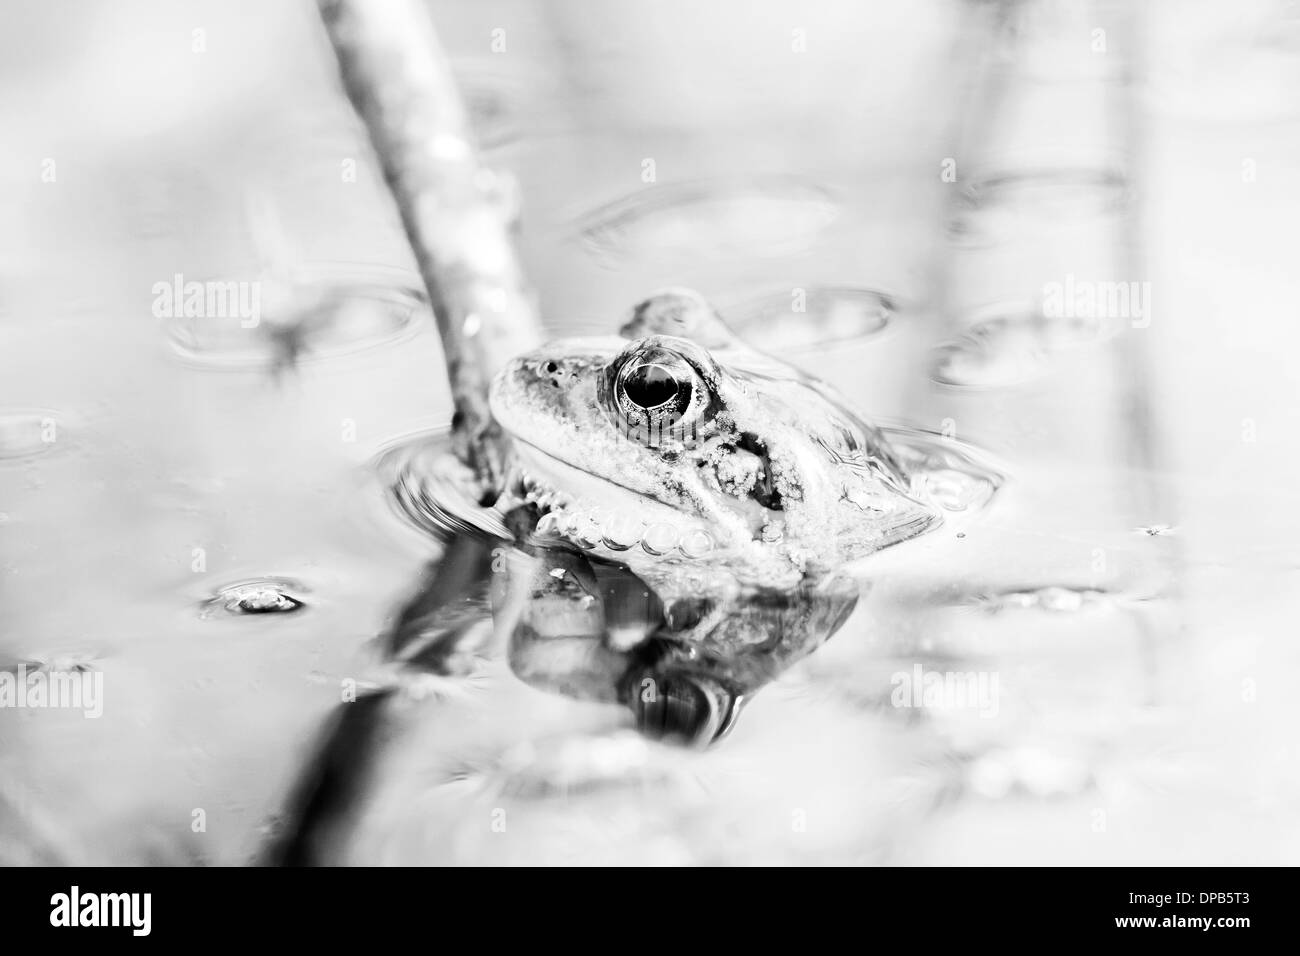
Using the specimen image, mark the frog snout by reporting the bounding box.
[491,353,586,427]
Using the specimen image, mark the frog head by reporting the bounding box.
[489,290,941,595]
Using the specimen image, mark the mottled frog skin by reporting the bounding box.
[490,289,942,602]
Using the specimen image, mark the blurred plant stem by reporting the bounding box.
[317,0,541,499]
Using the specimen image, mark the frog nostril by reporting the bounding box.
[533,359,565,387]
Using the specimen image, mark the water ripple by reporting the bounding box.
[167,263,427,371]
[729,286,896,352]
[576,178,838,265]
[375,429,511,542]
[0,409,68,462]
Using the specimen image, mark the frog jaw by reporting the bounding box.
[510,439,734,559]
[508,428,814,591]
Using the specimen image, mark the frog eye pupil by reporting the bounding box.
[624,363,686,409]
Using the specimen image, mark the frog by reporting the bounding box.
[475,288,985,742]
[381,288,1000,726]
[489,287,944,604]
[265,289,999,862]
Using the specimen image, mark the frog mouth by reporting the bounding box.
[505,440,726,559]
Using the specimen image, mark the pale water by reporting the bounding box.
[0,0,1297,865]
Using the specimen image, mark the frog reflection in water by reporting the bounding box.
[486,288,960,744]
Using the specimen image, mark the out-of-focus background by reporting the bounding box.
[0,0,1297,864]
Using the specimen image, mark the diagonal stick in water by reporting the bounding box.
[316,0,541,497]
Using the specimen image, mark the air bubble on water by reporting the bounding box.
[602,512,645,551]
[1135,523,1176,537]
[641,523,679,556]
[534,512,563,538]
[568,516,603,550]
[680,529,715,558]
[205,578,307,616]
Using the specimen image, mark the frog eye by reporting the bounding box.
[622,361,691,412]
[610,343,711,443]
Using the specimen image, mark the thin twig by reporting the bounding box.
[317,0,541,497]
